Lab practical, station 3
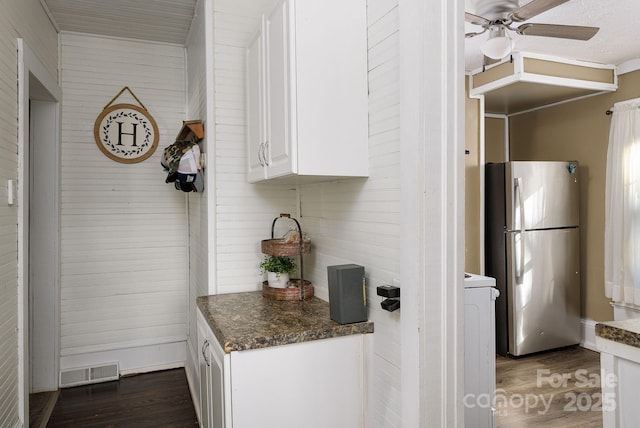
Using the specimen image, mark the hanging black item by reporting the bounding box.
[161,120,205,193]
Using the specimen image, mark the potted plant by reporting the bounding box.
[259,255,296,288]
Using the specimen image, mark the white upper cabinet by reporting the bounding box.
[247,28,266,183]
[246,0,368,183]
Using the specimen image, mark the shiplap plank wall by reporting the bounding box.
[0,0,58,425]
[213,0,297,294]
[299,0,402,427]
[185,0,208,392]
[59,33,188,362]
[209,0,401,425]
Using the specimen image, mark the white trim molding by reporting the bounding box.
[617,58,640,76]
[469,52,617,98]
[611,300,640,321]
[59,340,187,379]
[38,0,60,32]
[580,318,598,352]
[17,38,62,427]
[399,0,465,425]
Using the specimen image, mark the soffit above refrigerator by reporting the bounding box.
[468,52,617,115]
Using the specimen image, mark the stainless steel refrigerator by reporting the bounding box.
[486,161,581,357]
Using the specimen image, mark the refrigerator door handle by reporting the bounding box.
[514,177,525,232]
[515,177,525,284]
[515,231,525,284]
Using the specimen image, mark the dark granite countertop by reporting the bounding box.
[197,292,374,353]
[595,319,640,348]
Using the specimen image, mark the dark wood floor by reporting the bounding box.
[35,349,600,427]
[496,346,603,427]
[30,390,59,428]
[46,368,199,427]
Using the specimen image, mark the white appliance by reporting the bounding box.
[464,273,499,428]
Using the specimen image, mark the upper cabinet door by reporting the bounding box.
[246,0,368,183]
[264,0,294,179]
[292,0,368,177]
[247,27,267,183]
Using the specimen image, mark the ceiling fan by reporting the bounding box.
[465,0,600,63]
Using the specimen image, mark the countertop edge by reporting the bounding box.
[222,323,374,353]
[595,320,640,349]
[197,294,374,353]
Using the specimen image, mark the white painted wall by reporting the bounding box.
[186,0,212,304]
[212,0,297,295]
[208,0,404,426]
[0,1,463,426]
[0,0,58,425]
[299,1,401,426]
[184,0,210,409]
[29,97,61,393]
[58,32,189,373]
[214,0,464,424]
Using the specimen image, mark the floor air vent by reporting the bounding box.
[59,362,119,388]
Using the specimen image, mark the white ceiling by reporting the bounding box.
[465,0,640,72]
[42,0,640,72]
[43,0,198,45]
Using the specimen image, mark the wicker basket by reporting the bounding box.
[261,280,314,301]
[261,238,311,256]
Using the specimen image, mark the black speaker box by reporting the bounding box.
[327,264,367,324]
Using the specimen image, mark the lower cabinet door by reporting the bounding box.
[198,360,209,428]
[198,341,212,428]
[210,347,225,428]
[230,335,364,428]
[198,310,228,428]
[198,306,366,428]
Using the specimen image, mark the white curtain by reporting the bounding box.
[605,98,640,305]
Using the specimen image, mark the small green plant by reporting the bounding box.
[259,255,296,276]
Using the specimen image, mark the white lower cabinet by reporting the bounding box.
[197,309,365,428]
[596,335,640,428]
[198,310,227,428]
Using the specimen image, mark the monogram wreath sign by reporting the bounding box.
[93,87,159,163]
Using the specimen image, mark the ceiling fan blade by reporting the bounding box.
[517,23,599,40]
[465,12,490,26]
[511,0,570,22]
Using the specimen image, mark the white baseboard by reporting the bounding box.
[584,301,640,353]
[580,318,598,352]
[60,340,187,378]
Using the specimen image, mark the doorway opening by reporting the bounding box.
[17,39,62,427]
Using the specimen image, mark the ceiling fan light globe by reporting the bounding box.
[481,36,513,59]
